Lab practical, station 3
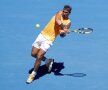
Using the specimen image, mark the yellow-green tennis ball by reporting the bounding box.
[36,24,40,28]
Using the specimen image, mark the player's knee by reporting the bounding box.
[31,51,37,58]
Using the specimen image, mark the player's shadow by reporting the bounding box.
[28,62,86,80]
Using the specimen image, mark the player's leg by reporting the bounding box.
[31,33,42,58]
[40,40,54,72]
[26,49,45,84]
[26,34,53,84]
[31,46,49,64]
[31,46,39,58]
[33,49,46,72]
[26,34,41,84]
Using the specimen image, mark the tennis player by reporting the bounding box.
[26,5,72,84]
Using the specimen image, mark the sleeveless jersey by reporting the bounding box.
[41,15,71,42]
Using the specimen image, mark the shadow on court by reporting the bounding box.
[28,62,87,80]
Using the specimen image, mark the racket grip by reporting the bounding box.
[60,32,66,38]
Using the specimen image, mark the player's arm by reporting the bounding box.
[55,11,66,38]
[55,11,65,29]
[66,22,71,29]
[64,22,71,33]
[59,22,71,38]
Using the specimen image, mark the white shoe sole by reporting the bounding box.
[48,60,54,72]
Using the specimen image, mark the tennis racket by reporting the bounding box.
[68,28,93,34]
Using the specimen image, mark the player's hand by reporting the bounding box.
[64,29,70,33]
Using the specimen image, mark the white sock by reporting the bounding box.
[31,71,37,76]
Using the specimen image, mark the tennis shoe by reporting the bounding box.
[26,73,35,84]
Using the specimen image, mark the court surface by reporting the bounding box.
[0,0,108,90]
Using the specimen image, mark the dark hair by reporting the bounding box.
[63,5,72,13]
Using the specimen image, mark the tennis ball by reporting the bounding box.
[36,24,40,28]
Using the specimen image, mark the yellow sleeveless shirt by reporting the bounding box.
[41,15,71,42]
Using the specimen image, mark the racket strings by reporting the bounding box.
[78,28,93,34]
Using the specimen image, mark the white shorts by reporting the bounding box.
[32,33,53,52]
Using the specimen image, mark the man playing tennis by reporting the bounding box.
[26,5,72,84]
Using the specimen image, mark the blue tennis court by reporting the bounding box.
[0,0,108,90]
